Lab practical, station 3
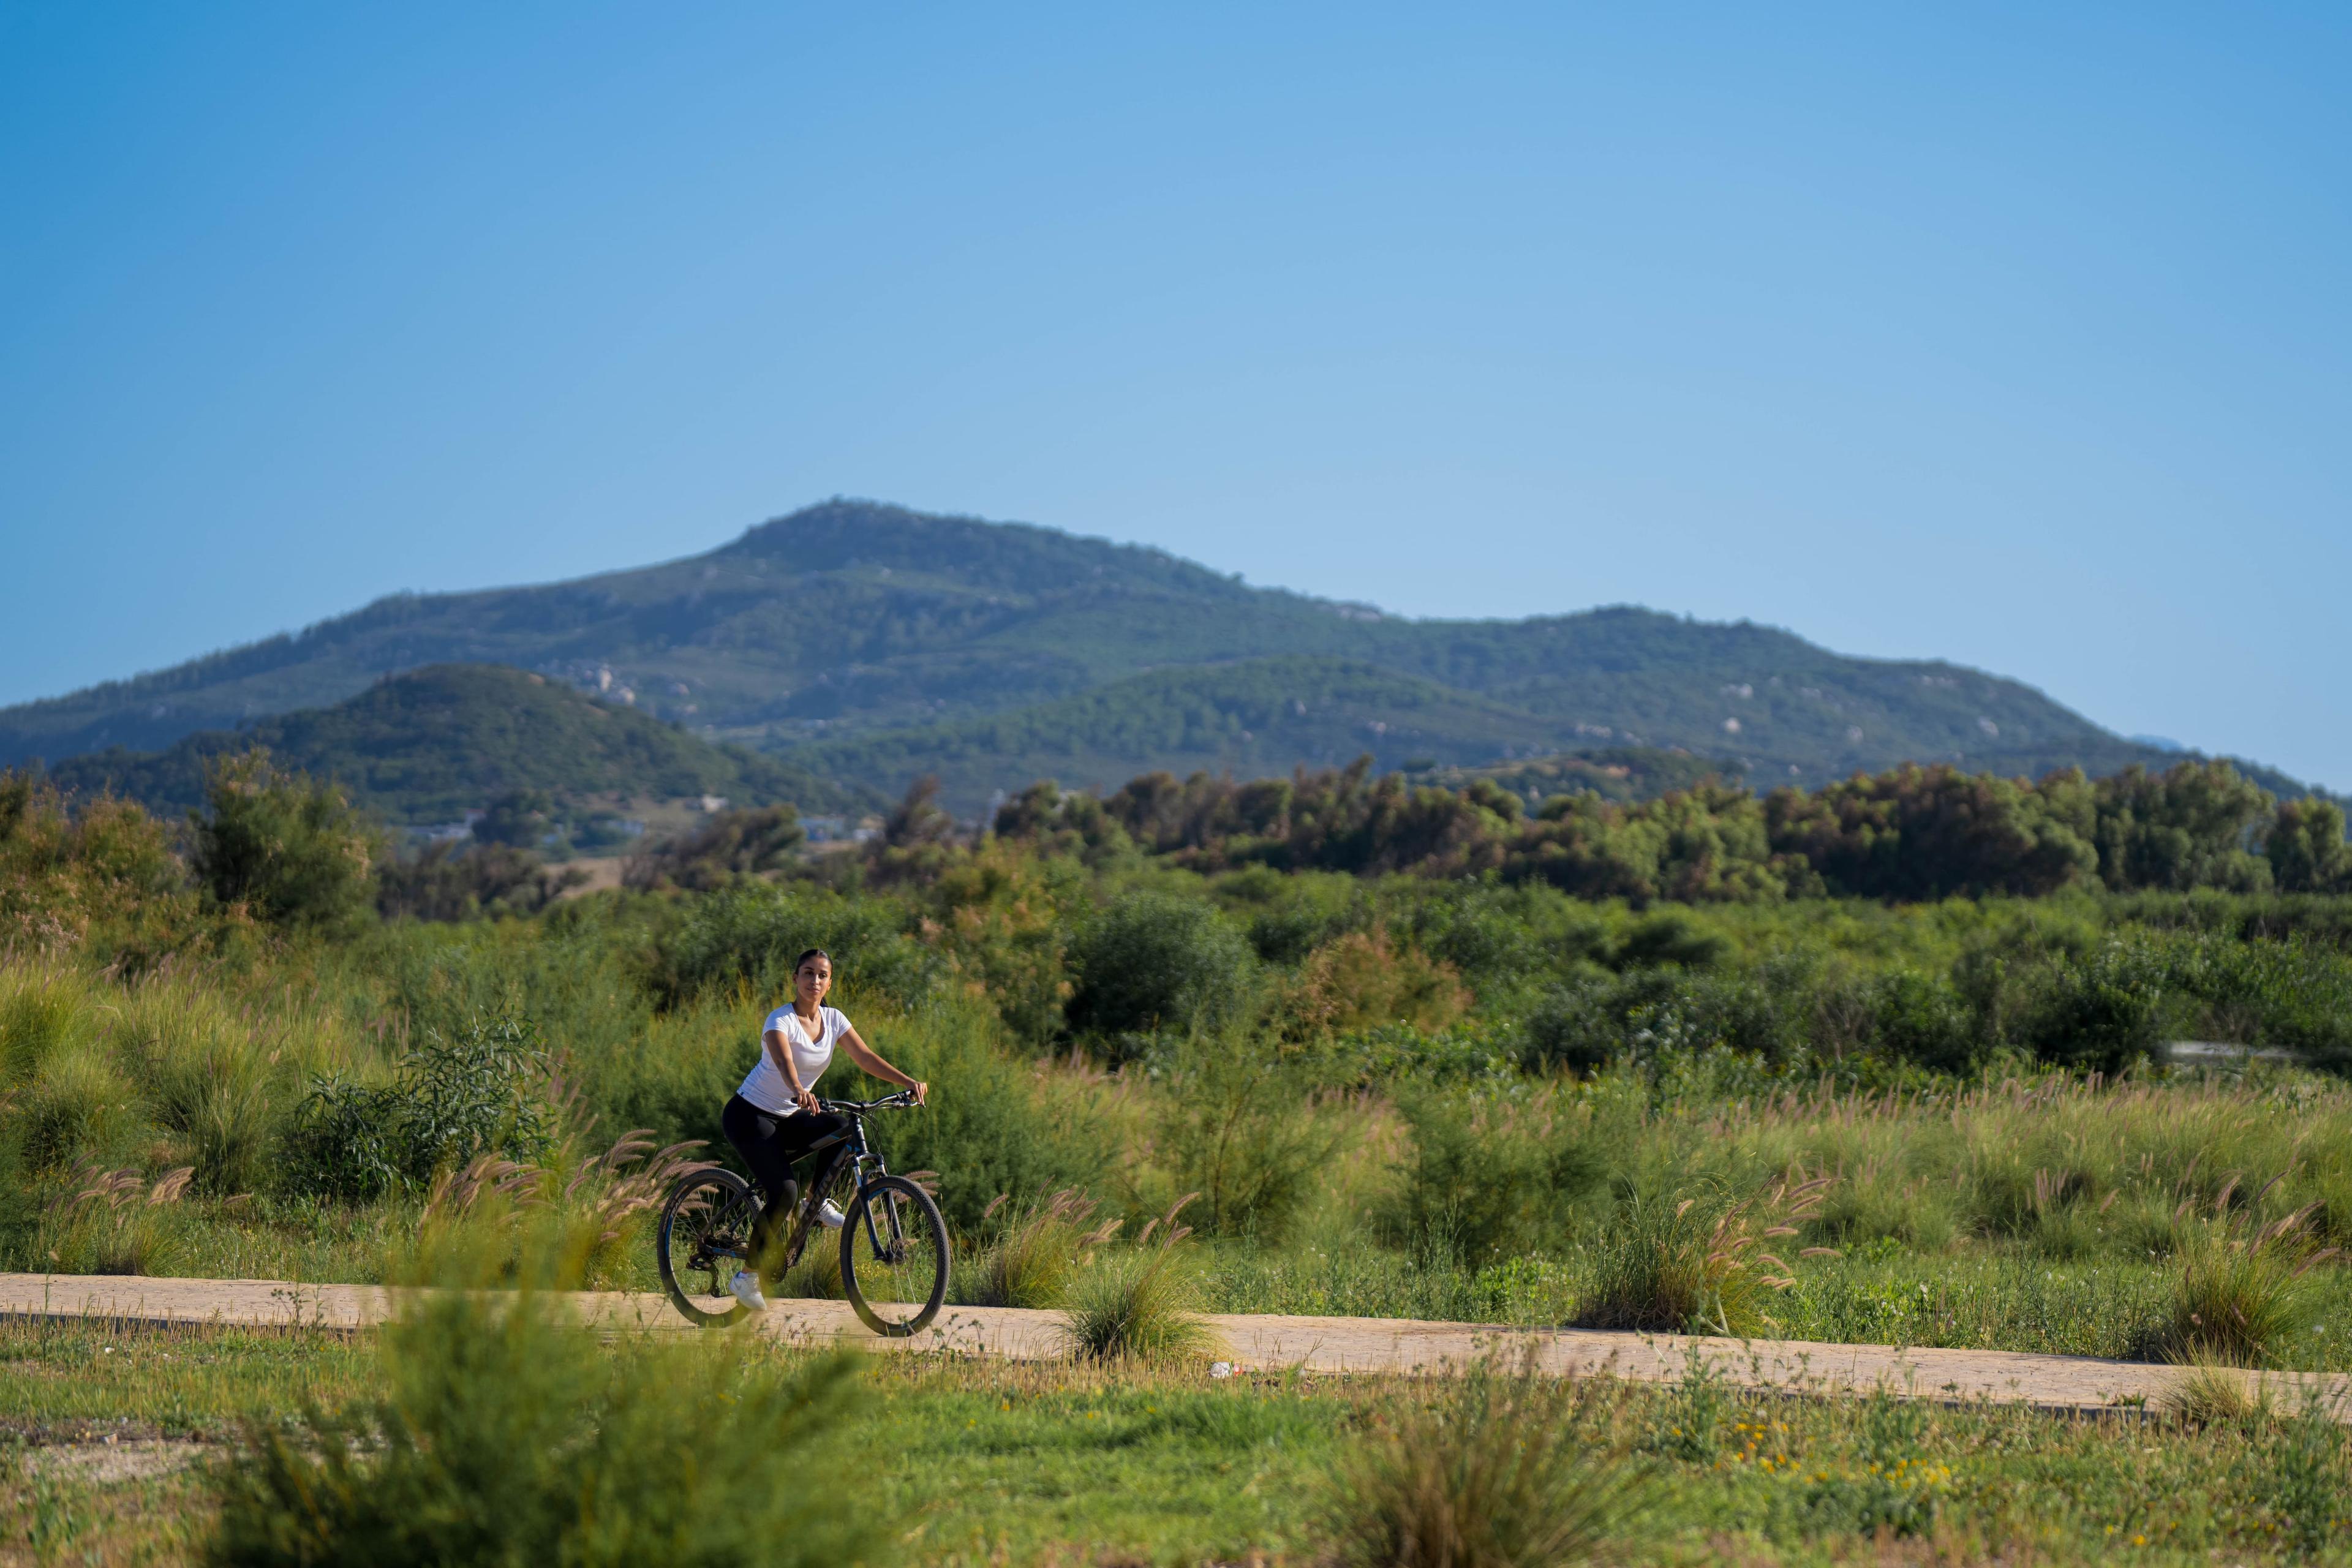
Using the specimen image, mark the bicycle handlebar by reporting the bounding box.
[816,1090,921,1114]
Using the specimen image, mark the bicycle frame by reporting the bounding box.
[774,1094,912,1270]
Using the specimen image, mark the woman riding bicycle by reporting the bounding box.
[720,947,927,1311]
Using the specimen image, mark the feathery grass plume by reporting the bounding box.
[1324,1352,1646,1568]
[1061,1193,1219,1361]
[204,1232,870,1568]
[40,1161,194,1275]
[1577,1172,1828,1336]
[2156,1203,2336,1366]
[965,1188,1117,1308]
[2163,1362,2273,1427]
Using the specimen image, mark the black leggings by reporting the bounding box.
[720,1095,849,1269]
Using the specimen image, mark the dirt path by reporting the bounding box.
[6,1271,2342,1419]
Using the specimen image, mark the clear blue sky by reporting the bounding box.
[4,4,2347,786]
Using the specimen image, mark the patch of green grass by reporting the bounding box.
[13,1316,2352,1565]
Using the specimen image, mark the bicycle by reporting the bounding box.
[655,1090,950,1336]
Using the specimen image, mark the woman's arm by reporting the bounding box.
[837,1025,927,1104]
[763,1029,820,1115]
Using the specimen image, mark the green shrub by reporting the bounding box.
[2155,1213,2329,1367]
[203,1279,869,1567]
[1520,968,1796,1077]
[17,1038,140,1173]
[2019,937,2173,1071]
[1325,1354,1646,1568]
[1066,891,1256,1044]
[191,750,379,934]
[858,1011,1115,1235]
[1140,1033,1338,1241]
[1866,970,1983,1074]
[1390,1092,1604,1265]
[283,1013,555,1200]
[654,883,939,1008]
[1062,1201,1218,1362]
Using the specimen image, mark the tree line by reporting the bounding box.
[990,755,2352,901]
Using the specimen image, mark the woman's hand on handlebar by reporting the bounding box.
[911,1080,928,1106]
[794,1085,821,1115]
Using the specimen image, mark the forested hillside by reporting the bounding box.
[43,664,871,824]
[0,499,2236,803]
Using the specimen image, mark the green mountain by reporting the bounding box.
[43,664,872,826]
[805,656,1560,803]
[1,497,2301,813]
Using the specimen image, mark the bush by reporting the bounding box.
[192,750,379,934]
[2154,1213,2329,1367]
[1279,929,1468,1039]
[1576,1178,1825,1336]
[1324,1354,1645,1568]
[1066,891,1256,1044]
[858,1014,1116,1235]
[1061,1200,1218,1361]
[624,805,805,892]
[284,1013,555,1201]
[377,842,582,922]
[1390,1093,1605,1265]
[1520,968,1796,1077]
[203,1276,869,1567]
[1140,1033,1340,1241]
[1866,970,1983,1075]
[654,883,940,1008]
[2019,938,2173,1071]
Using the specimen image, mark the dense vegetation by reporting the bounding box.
[42,663,868,826]
[12,741,2352,1559]
[9,499,2294,812]
[6,744,2352,1286]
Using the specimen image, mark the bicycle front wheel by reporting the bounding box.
[657,1167,757,1327]
[840,1175,949,1337]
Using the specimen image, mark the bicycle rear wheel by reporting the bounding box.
[840,1175,949,1336]
[657,1167,758,1327]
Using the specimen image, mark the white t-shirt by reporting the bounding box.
[737,1005,850,1116]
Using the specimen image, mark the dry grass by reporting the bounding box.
[2163,1362,2274,1426]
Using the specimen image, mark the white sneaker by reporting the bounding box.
[818,1199,846,1229]
[728,1270,769,1311]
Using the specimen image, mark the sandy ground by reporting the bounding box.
[6,1270,2345,1420]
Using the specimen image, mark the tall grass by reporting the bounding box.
[1323,1355,1646,1568]
[1063,1197,1219,1361]
[963,1188,1118,1308]
[2156,1208,2336,1366]
[1577,1175,1827,1336]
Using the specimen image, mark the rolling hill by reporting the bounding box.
[4,497,2304,813]
[42,664,873,825]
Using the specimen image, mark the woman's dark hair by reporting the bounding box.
[794,948,831,973]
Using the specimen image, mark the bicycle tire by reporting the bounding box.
[657,1166,757,1327]
[840,1174,949,1337]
